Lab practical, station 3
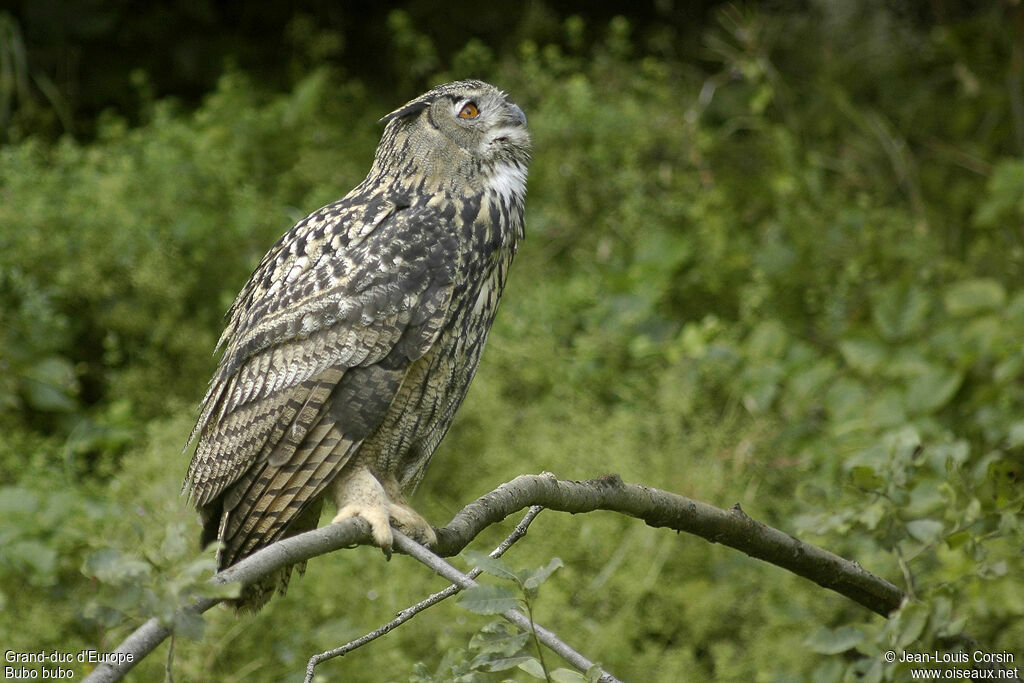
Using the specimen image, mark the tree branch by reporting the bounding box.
[392,529,621,682]
[303,505,545,681]
[85,472,910,682]
[434,473,906,616]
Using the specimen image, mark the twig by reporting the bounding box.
[303,506,544,682]
[392,530,621,683]
[493,504,545,555]
[523,592,552,680]
[165,634,174,683]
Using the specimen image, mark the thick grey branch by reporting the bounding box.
[433,473,906,616]
[86,473,911,682]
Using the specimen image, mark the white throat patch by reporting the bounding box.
[488,161,528,208]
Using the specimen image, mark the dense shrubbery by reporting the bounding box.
[1,4,1022,681]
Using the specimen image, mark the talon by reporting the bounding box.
[333,503,393,548]
[330,466,434,554]
[388,503,437,547]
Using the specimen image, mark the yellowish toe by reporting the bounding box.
[388,502,437,546]
[333,504,394,548]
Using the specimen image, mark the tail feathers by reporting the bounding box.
[233,560,308,613]
[202,495,325,612]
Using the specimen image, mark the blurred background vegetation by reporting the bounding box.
[1,1,1023,681]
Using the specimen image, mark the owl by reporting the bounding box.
[183,80,531,609]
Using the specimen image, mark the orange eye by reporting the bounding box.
[458,102,479,119]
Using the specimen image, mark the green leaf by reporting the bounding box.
[944,278,1006,316]
[886,348,931,378]
[939,614,969,639]
[550,668,588,682]
[904,366,963,414]
[179,556,218,582]
[893,603,930,650]
[993,354,1024,384]
[838,338,888,375]
[805,625,866,654]
[979,560,1009,578]
[857,502,887,530]
[745,319,789,359]
[905,519,944,543]
[0,486,39,515]
[872,282,930,341]
[173,609,207,641]
[906,481,945,517]
[850,466,883,490]
[974,159,1024,227]
[1006,421,1024,448]
[469,620,529,657]
[83,549,152,584]
[23,356,78,412]
[861,389,908,430]
[463,549,519,581]
[194,576,242,601]
[523,557,564,590]
[785,359,837,411]
[160,524,189,562]
[455,584,519,615]
[23,381,76,413]
[6,539,58,580]
[739,362,785,413]
[824,377,869,426]
[933,597,968,638]
[82,548,124,577]
[478,654,536,672]
[518,658,547,679]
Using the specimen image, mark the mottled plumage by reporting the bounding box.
[183,80,530,609]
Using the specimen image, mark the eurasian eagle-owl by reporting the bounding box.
[183,80,531,609]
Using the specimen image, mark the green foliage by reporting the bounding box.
[0,67,378,445]
[82,523,240,641]
[418,553,592,682]
[1,3,1022,682]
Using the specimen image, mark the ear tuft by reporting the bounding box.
[380,101,430,125]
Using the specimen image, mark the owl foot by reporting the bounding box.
[330,466,436,557]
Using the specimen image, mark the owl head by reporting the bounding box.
[373,80,531,184]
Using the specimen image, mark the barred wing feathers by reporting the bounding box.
[184,194,459,564]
